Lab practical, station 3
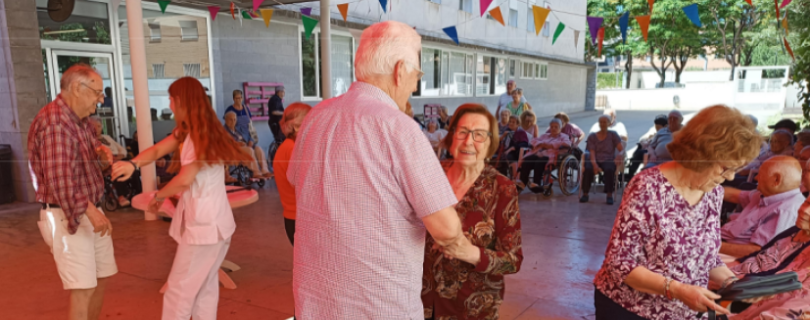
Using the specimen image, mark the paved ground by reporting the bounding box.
[0,111,690,319]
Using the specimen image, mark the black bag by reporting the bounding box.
[700,272,803,320]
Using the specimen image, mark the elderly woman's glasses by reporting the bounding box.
[455,129,491,142]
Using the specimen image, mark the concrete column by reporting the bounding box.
[585,64,597,111]
[319,0,332,99]
[126,0,157,220]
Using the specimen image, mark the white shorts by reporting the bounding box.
[38,206,118,290]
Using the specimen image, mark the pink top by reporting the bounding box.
[288,82,458,319]
[524,132,570,159]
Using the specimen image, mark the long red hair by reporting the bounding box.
[167,77,252,172]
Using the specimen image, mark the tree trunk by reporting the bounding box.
[624,53,634,89]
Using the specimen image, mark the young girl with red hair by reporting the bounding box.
[112,77,252,320]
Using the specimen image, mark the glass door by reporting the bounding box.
[49,50,121,139]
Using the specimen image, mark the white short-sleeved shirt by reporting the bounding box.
[288,82,457,319]
[170,136,235,245]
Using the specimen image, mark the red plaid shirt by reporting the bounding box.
[28,95,104,234]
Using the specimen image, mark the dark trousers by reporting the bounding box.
[627,144,647,181]
[269,121,285,144]
[284,218,295,246]
[519,155,550,185]
[583,159,617,194]
[595,289,648,320]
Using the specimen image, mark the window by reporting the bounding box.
[414,49,473,97]
[183,63,201,77]
[300,32,356,98]
[179,20,198,41]
[476,55,507,95]
[152,64,164,78]
[527,7,535,32]
[450,52,474,95]
[538,63,548,80]
[509,9,518,27]
[509,59,517,78]
[522,61,535,78]
[422,48,442,96]
[459,0,472,13]
[37,0,111,45]
[148,21,161,42]
[542,22,550,37]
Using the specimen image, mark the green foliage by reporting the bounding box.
[784,0,810,125]
[597,72,624,89]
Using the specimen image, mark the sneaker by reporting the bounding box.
[528,183,543,194]
[543,186,553,196]
[607,197,614,205]
[579,195,589,203]
[118,196,131,207]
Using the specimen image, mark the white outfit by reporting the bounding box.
[423,129,448,148]
[589,121,628,140]
[38,206,117,290]
[162,136,235,320]
[100,135,126,159]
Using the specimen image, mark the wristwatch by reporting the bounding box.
[127,160,140,171]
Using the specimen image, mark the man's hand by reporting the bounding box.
[441,235,481,265]
[96,146,113,170]
[797,200,810,231]
[86,203,112,237]
[148,197,165,213]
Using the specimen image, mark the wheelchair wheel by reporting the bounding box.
[266,142,278,172]
[558,155,581,196]
[257,179,265,188]
[103,192,118,212]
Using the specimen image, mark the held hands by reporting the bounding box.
[112,161,136,181]
[438,236,481,265]
[148,196,166,213]
[86,204,113,237]
[96,146,113,170]
[671,281,731,315]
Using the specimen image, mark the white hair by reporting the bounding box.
[599,115,612,122]
[355,21,422,81]
[549,118,563,127]
[224,110,237,118]
[60,64,100,90]
[772,129,794,146]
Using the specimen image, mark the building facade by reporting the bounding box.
[0,0,592,202]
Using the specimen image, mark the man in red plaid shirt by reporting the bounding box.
[29,64,115,320]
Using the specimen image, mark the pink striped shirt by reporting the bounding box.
[289,82,457,319]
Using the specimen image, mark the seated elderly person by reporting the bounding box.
[90,117,126,160]
[644,110,684,169]
[423,119,448,153]
[720,156,804,259]
[589,108,628,141]
[516,118,569,195]
[498,109,512,135]
[223,111,272,178]
[628,114,667,182]
[737,129,794,178]
[501,115,531,179]
[580,115,624,205]
[794,130,810,157]
[546,112,585,146]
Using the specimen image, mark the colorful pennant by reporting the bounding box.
[489,7,505,26]
[784,38,794,60]
[648,0,655,12]
[597,27,605,56]
[338,3,349,21]
[574,30,580,49]
[619,11,629,44]
[260,9,274,27]
[230,2,235,19]
[301,8,312,16]
[774,0,780,19]
[745,0,754,6]
[302,15,318,40]
[208,6,220,21]
[587,16,603,46]
[552,22,565,45]
[532,6,551,36]
[443,26,459,45]
[782,12,788,35]
[780,0,791,9]
[242,10,252,20]
[158,0,170,13]
[682,4,702,28]
[253,0,263,11]
[480,0,494,17]
[636,15,651,41]
[379,0,388,13]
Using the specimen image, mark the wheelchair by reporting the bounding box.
[102,173,138,212]
[537,145,583,196]
[228,164,266,188]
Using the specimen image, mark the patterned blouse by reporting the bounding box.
[593,167,725,320]
[423,165,523,320]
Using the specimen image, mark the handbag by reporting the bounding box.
[248,120,259,144]
[700,272,803,320]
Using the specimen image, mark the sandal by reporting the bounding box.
[515,181,525,193]
[528,183,543,194]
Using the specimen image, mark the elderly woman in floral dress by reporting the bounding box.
[593,105,762,320]
[422,103,523,320]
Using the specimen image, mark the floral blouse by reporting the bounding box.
[593,167,725,320]
[422,165,523,320]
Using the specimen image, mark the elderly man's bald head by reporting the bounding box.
[757,155,802,196]
[355,21,421,82]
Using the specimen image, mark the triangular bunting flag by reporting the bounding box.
[489,7,505,26]
[532,6,551,36]
[242,10,252,20]
[253,0,264,11]
[208,6,220,21]
[230,2,235,19]
[780,0,791,8]
[636,15,651,41]
[158,0,170,13]
[379,0,388,13]
[774,0,780,20]
[587,16,603,46]
[443,26,459,45]
[784,38,794,60]
[249,10,260,18]
[302,15,318,40]
[682,4,702,27]
[782,12,788,35]
[479,0,494,17]
[338,3,349,21]
[648,0,654,12]
[619,11,629,44]
[111,0,122,10]
[301,8,312,16]
[574,30,580,49]
[597,27,605,57]
[260,9,274,27]
[744,0,753,6]
[552,22,565,45]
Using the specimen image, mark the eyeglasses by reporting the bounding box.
[455,128,492,143]
[403,60,425,79]
[81,83,104,98]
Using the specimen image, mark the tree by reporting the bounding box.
[704,0,775,80]
[785,0,809,124]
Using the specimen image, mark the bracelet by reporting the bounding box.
[720,276,739,290]
[126,160,140,171]
[664,278,674,300]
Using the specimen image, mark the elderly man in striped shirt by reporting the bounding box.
[288,21,480,319]
[29,64,115,320]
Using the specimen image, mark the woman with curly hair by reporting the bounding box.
[112,77,253,320]
[422,103,523,320]
[593,105,763,320]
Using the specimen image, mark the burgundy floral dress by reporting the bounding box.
[593,167,725,320]
[422,165,523,320]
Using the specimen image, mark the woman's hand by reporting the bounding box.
[592,163,602,175]
[239,141,247,147]
[148,196,165,213]
[671,281,730,314]
[112,161,136,181]
[248,141,254,148]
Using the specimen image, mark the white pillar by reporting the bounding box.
[319,0,332,99]
[126,0,157,221]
